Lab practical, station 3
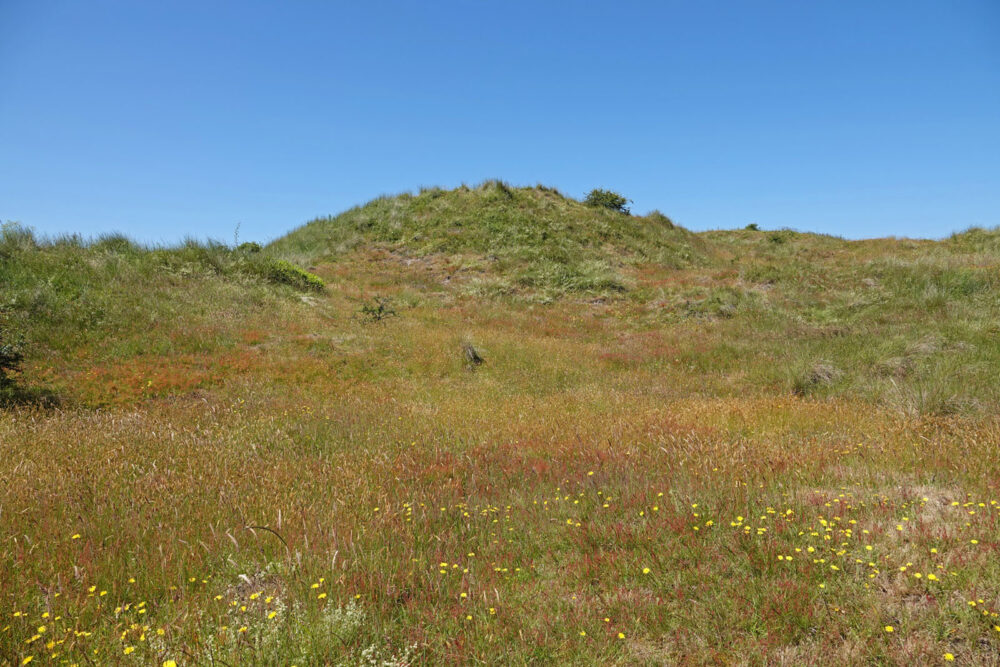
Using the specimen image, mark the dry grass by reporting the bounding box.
[2,196,1000,664]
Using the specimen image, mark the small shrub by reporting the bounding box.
[236,241,263,254]
[745,223,760,231]
[359,296,397,323]
[584,189,630,215]
[254,258,325,291]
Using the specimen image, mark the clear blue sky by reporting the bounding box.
[2,1,998,244]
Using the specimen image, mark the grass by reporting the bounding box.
[268,180,703,301]
[1,189,999,664]
[0,223,323,406]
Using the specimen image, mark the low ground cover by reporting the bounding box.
[2,188,998,664]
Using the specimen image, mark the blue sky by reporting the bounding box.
[1,1,998,244]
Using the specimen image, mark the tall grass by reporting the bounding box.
[0,223,323,403]
[2,200,1000,663]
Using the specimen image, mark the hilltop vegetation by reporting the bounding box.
[2,186,1000,665]
[270,181,702,298]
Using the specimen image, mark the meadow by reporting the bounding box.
[1,183,999,665]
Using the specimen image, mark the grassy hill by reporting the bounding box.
[0,224,325,406]
[270,180,705,299]
[2,188,1000,665]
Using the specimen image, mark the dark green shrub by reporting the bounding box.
[584,189,630,215]
[237,242,263,254]
[745,223,760,231]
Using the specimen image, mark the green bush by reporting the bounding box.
[237,242,263,254]
[254,258,325,291]
[584,189,630,215]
